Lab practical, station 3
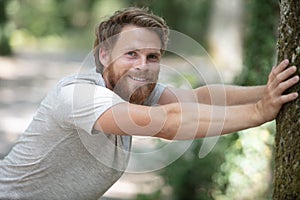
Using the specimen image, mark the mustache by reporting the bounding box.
[126,70,158,81]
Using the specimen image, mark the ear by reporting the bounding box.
[99,47,110,68]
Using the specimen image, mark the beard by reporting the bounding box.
[129,83,156,105]
[104,64,157,105]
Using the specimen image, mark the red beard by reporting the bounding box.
[129,83,156,105]
[104,65,157,105]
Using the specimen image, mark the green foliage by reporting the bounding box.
[235,0,279,86]
[0,26,12,55]
[220,0,279,198]
[134,136,237,200]
[161,138,232,200]
[135,191,163,200]
[0,0,12,55]
[0,0,9,25]
[3,0,212,53]
[213,124,276,199]
[3,0,128,51]
[127,0,213,48]
[12,0,97,37]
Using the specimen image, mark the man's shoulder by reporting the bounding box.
[57,68,105,88]
[41,68,107,107]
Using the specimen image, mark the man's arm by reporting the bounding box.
[193,85,266,105]
[159,61,293,106]
[94,59,299,140]
[158,85,266,106]
[94,101,260,140]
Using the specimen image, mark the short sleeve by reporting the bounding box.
[54,83,125,134]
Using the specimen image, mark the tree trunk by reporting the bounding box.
[273,0,300,199]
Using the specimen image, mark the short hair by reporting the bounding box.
[93,7,169,73]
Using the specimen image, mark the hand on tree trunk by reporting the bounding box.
[255,59,299,123]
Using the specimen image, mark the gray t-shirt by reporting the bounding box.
[0,68,165,200]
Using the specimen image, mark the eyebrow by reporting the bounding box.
[123,48,161,55]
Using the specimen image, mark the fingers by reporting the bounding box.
[258,59,299,122]
[269,59,299,92]
[277,74,299,93]
[266,59,299,107]
[277,65,297,81]
[273,66,298,89]
[274,59,290,74]
[279,92,299,104]
[268,59,289,82]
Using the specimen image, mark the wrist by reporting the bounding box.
[253,102,266,126]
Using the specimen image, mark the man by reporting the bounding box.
[0,7,299,200]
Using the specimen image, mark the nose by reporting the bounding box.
[134,56,148,70]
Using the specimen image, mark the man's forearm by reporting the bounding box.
[194,85,266,106]
[159,102,262,140]
[222,85,265,105]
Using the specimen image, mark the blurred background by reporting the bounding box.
[0,0,280,199]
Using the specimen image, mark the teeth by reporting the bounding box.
[131,76,146,82]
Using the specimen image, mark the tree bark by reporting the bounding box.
[273,0,300,199]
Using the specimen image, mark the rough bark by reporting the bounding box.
[273,0,300,199]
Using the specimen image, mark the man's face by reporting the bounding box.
[101,25,162,104]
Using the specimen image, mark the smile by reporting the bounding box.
[129,76,147,82]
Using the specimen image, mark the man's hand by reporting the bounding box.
[255,59,299,123]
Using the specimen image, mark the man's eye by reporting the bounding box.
[148,54,160,62]
[127,51,136,57]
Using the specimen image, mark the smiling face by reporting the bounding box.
[100,25,162,104]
